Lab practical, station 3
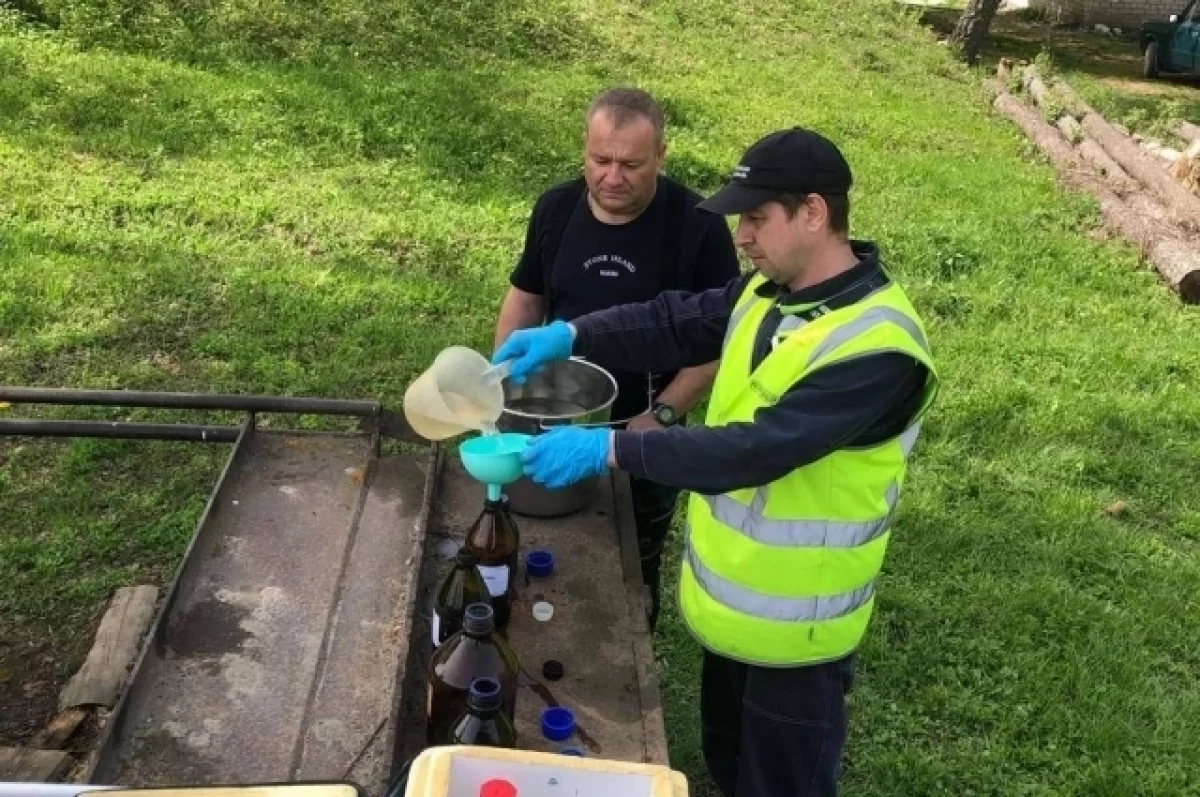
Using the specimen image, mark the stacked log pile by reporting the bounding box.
[989,60,1200,303]
[1169,140,1200,195]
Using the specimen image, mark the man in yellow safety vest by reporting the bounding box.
[494,127,939,797]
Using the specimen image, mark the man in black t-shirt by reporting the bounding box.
[494,88,740,628]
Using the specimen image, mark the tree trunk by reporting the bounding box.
[1049,77,1093,119]
[1056,115,1082,142]
[1178,121,1200,145]
[1022,65,1055,112]
[1078,138,1137,194]
[992,83,1200,303]
[1169,140,1200,194]
[993,92,1090,184]
[1044,69,1200,229]
[1080,112,1200,232]
[950,0,1004,65]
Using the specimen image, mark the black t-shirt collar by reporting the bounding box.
[583,176,664,227]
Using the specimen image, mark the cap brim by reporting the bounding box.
[697,183,780,215]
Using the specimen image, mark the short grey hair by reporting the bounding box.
[585,88,666,145]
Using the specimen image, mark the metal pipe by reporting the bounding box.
[0,419,240,442]
[0,387,381,417]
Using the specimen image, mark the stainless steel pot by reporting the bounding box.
[497,357,619,518]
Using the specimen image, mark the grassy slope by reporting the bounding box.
[2,1,1200,793]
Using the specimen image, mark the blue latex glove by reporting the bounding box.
[492,320,574,383]
[521,427,610,489]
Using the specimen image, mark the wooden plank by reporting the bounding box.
[0,747,73,782]
[625,581,668,765]
[612,472,647,589]
[59,585,158,710]
[31,707,89,750]
[612,472,670,765]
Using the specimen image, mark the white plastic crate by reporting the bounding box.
[403,746,688,797]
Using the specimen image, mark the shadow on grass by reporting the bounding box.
[10,0,604,70]
[0,39,735,204]
[0,51,601,197]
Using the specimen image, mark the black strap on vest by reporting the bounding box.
[541,177,689,319]
[778,268,891,322]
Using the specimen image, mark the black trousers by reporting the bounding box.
[701,650,855,797]
[629,475,679,630]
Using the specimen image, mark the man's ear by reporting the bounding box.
[806,194,830,232]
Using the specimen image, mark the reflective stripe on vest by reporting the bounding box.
[809,305,930,367]
[684,542,876,621]
[722,299,756,351]
[699,423,923,548]
[700,483,895,548]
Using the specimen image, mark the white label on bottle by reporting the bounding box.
[478,564,510,596]
[431,611,442,647]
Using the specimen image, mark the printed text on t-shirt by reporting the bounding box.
[582,254,637,277]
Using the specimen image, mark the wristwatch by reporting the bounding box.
[651,402,680,427]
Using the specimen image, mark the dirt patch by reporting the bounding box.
[1097,76,1186,95]
[919,7,1144,75]
[0,622,72,746]
[1,608,111,772]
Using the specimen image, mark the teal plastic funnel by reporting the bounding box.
[459,433,532,500]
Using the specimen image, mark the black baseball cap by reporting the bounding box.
[698,127,853,215]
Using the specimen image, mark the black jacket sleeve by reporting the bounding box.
[612,352,928,494]
[570,274,750,374]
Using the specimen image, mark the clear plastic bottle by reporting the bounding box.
[426,603,519,744]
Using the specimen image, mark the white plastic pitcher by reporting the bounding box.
[403,346,509,441]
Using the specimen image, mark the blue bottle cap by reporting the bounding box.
[540,706,575,742]
[468,677,503,712]
[526,549,555,578]
[463,602,495,635]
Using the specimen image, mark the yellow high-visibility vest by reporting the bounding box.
[679,272,939,666]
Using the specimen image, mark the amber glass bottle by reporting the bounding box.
[447,676,517,747]
[426,603,519,744]
[432,549,491,648]
[462,498,519,628]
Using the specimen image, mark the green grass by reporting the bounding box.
[3,1,1200,793]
